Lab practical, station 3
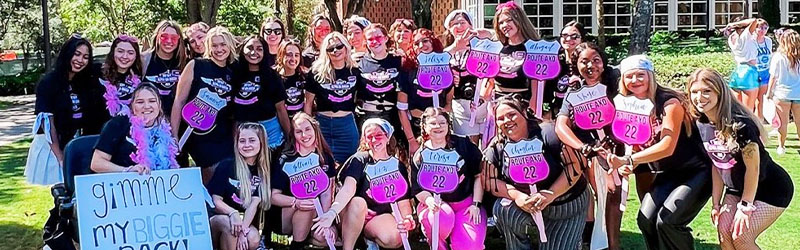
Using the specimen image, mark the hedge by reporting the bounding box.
[650,52,735,89]
[0,68,44,96]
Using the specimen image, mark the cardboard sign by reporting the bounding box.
[565,84,615,130]
[181,88,227,131]
[465,37,503,78]
[417,52,454,92]
[282,153,330,199]
[75,168,212,250]
[503,139,550,185]
[365,157,408,204]
[522,40,561,80]
[612,96,654,145]
[417,148,462,194]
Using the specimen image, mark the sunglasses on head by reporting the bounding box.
[326,43,346,52]
[263,28,283,35]
[496,1,518,10]
[560,33,581,40]
[118,33,139,43]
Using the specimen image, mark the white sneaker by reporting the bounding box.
[777,146,786,155]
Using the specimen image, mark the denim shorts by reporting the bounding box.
[259,117,285,148]
[316,113,359,164]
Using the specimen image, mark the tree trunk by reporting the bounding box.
[412,0,433,29]
[201,0,221,26]
[760,0,781,28]
[346,0,365,17]
[596,0,606,49]
[323,0,342,32]
[287,0,294,35]
[628,0,654,55]
[21,43,29,72]
[185,0,202,23]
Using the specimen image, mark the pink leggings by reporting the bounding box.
[418,196,487,250]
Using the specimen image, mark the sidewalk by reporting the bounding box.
[0,95,35,146]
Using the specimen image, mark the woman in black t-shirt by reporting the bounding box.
[142,20,187,116]
[304,32,362,164]
[184,22,210,59]
[312,118,415,250]
[543,21,585,120]
[274,40,308,118]
[483,97,589,250]
[171,26,237,178]
[208,123,272,250]
[260,17,286,67]
[687,68,793,249]
[25,35,96,185]
[232,35,291,148]
[492,2,542,114]
[605,55,711,250]
[98,34,144,120]
[271,113,338,250]
[302,14,333,68]
[90,84,179,174]
[410,108,485,250]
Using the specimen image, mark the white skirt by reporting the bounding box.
[452,99,488,136]
[24,134,63,185]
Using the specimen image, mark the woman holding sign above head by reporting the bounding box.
[232,35,291,149]
[271,113,338,250]
[442,10,493,144]
[274,40,308,119]
[687,69,793,250]
[171,26,236,180]
[98,34,144,120]
[304,32,362,164]
[398,28,453,140]
[312,118,415,250]
[410,107,486,250]
[483,96,590,250]
[208,123,272,250]
[492,1,542,112]
[91,83,179,174]
[141,20,187,118]
[604,56,712,250]
[554,42,621,250]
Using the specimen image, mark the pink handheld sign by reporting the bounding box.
[612,96,654,145]
[565,84,615,130]
[282,153,330,199]
[365,157,409,204]
[465,37,503,79]
[417,52,454,92]
[417,148,462,194]
[522,40,562,80]
[182,88,227,131]
[503,139,550,185]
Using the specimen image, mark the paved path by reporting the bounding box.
[0,95,35,146]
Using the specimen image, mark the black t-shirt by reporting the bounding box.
[232,66,287,122]
[482,122,587,206]
[263,52,277,69]
[93,116,137,168]
[357,53,403,113]
[271,151,338,195]
[301,46,319,68]
[410,136,482,203]
[542,50,572,113]
[697,115,794,208]
[282,73,307,117]
[35,73,90,149]
[144,54,181,114]
[306,67,361,113]
[338,152,411,214]
[188,58,234,137]
[557,69,621,143]
[494,43,529,97]
[99,71,139,117]
[646,89,709,172]
[399,69,451,113]
[451,50,480,101]
[207,158,262,212]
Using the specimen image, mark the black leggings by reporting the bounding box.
[637,168,711,250]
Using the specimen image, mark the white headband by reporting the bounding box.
[444,10,473,29]
[619,54,654,73]
[362,118,394,137]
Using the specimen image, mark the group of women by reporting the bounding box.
[26,2,793,250]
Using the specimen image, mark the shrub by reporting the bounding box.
[0,68,44,96]
[651,52,735,89]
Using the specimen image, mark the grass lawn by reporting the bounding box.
[0,128,798,250]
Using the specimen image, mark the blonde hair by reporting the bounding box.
[311,32,356,84]
[203,26,238,64]
[777,29,800,71]
[685,68,767,151]
[493,2,540,44]
[233,123,272,211]
[150,20,188,69]
[619,69,693,136]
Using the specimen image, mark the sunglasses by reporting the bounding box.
[367,35,386,43]
[263,28,283,36]
[159,33,180,43]
[326,43,346,52]
[315,26,331,34]
[118,33,139,43]
[560,33,581,40]
[414,38,432,46]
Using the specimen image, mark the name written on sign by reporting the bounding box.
[566,85,606,105]
[195,88,226,110]
[470,37,503,53]
[524,40,560,54]
[417,52,451,66]
[614,95,655,115]
[505,138,544,157]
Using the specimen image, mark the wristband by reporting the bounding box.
[626,155,634,166]
[472,201,481,207]
[397,102,409,110]
[738,201,757,213]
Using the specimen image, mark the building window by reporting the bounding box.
[653,0,669,30]
[521,0,556,36]
[789,0,800,23]
[677,0,708,29]
[715,0,746,28]
[602,0,631,34]
[563,0,594,34]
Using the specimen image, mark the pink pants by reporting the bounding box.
[418,196,487,250]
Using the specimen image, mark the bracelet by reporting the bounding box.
[626,155,634,166]
[737,201,757,213]
[290,198,297,208]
